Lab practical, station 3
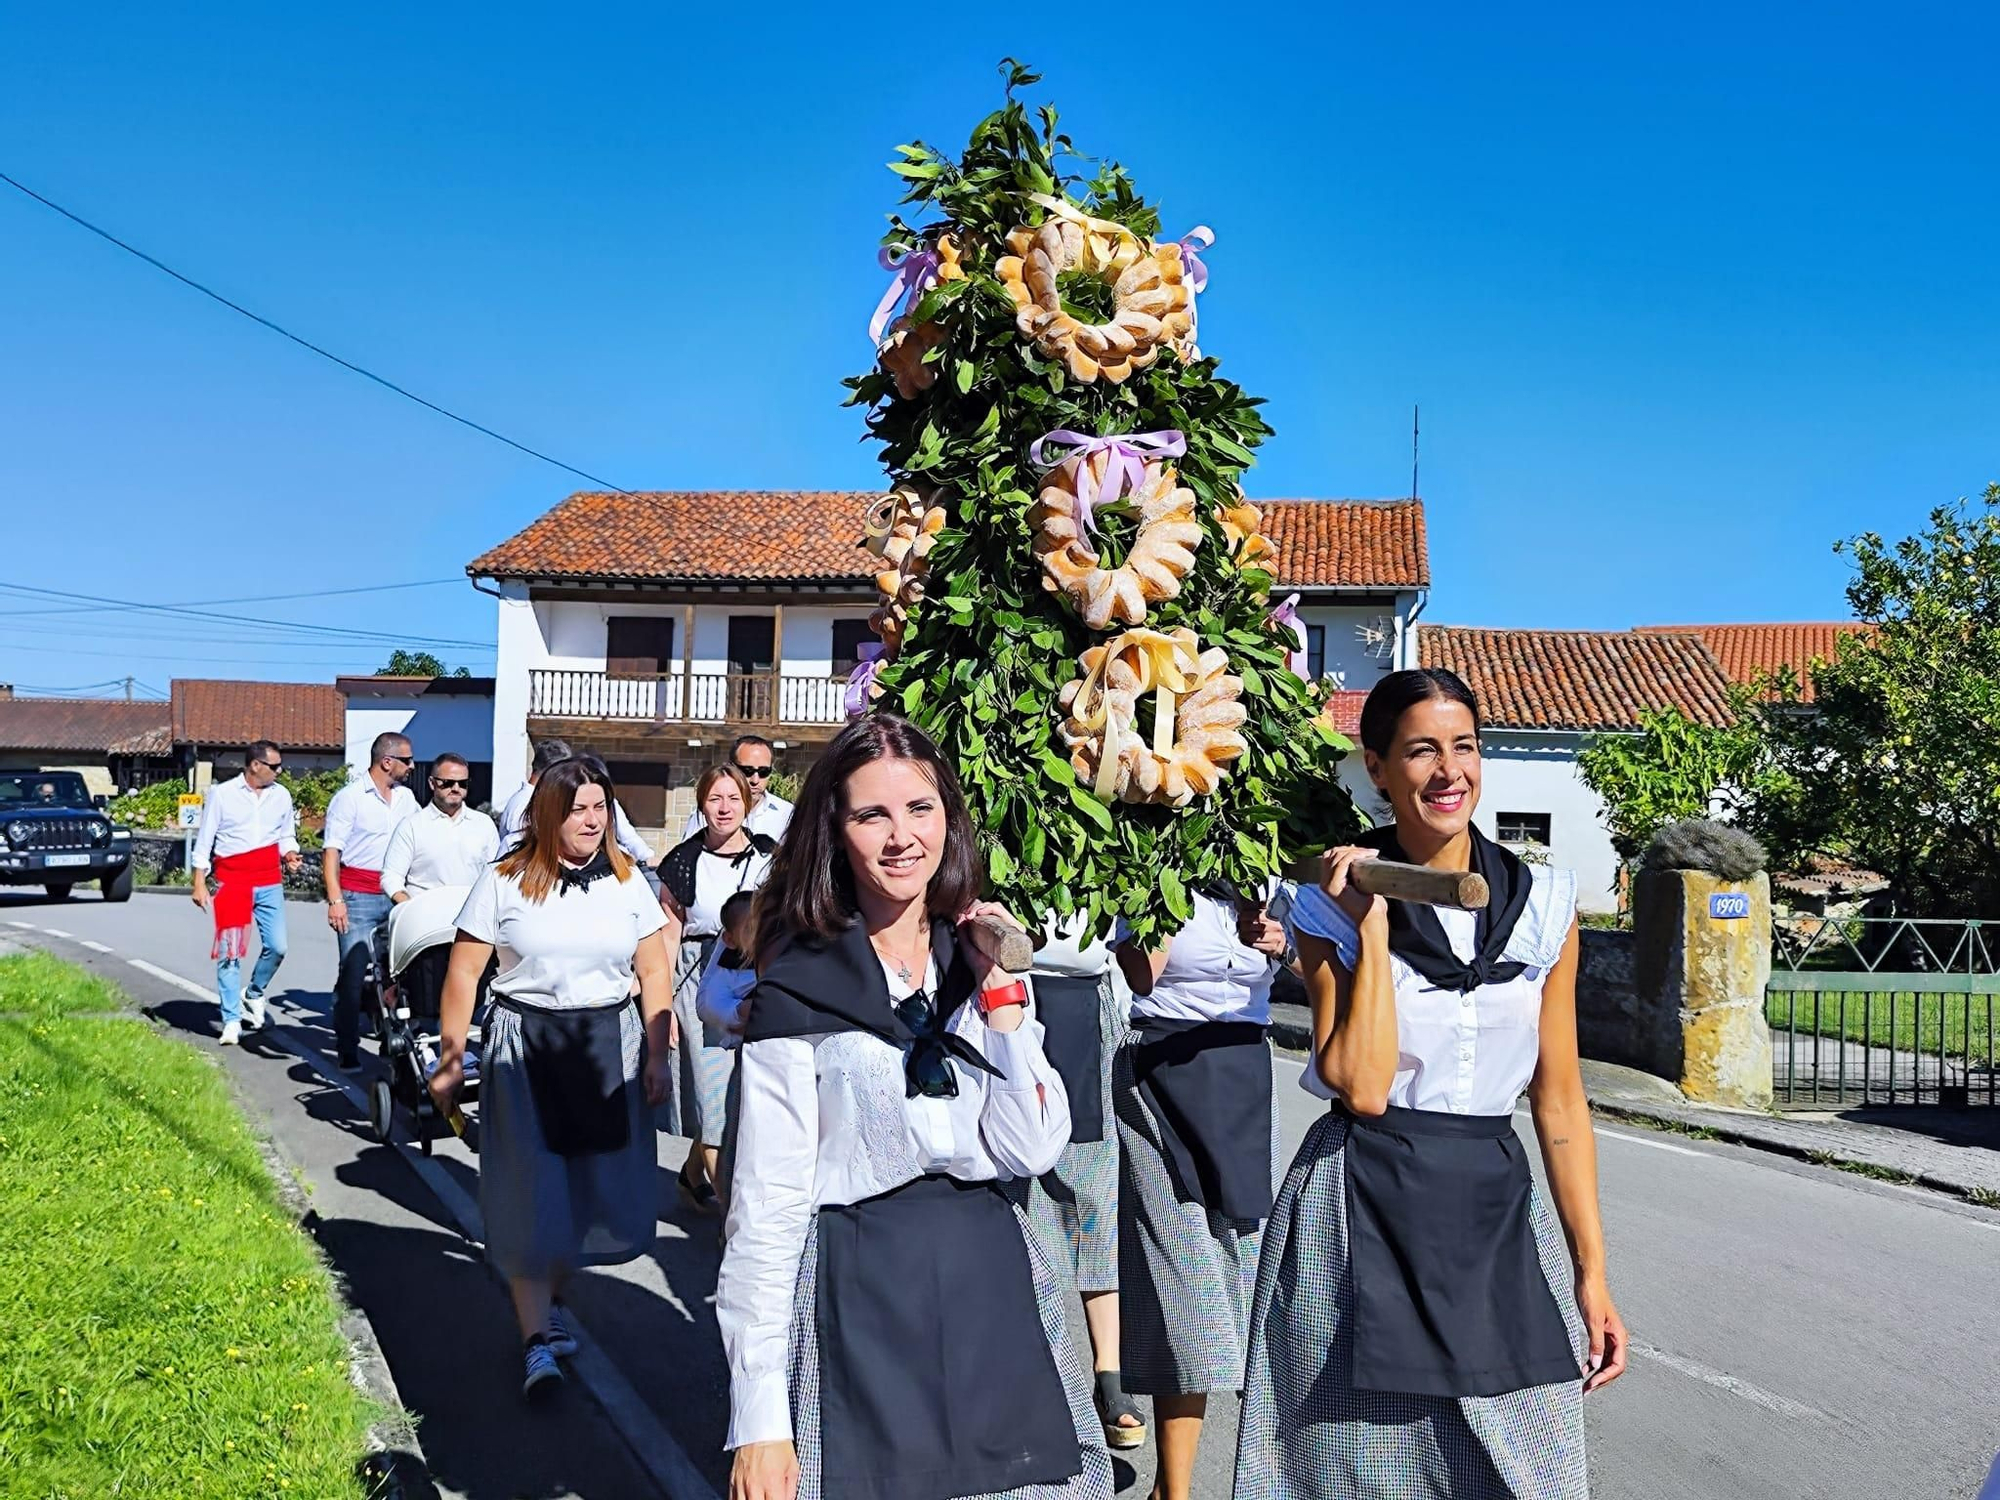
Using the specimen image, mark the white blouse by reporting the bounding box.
[1290,867,1577,1115]
[679,845,774,939]
[1115,884,1296,1026]
[454,863,667,1011]
[717,956,1071,1450]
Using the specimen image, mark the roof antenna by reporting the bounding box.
[1410,404,1420,500]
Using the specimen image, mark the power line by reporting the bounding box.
[0,576,471,619]
[0,169,634,495]
[0,581,491,651]
[6,679,128,695]
[0,638,490,668]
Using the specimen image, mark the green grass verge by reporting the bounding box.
[0,954,379,1497]
[1764,989,1998,1067]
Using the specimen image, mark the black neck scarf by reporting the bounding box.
[554,850,616,896]
[1355,823,1532,993]
[743,915,1001,1099]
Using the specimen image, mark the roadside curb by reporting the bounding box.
[1585,1097,1996,1203]
[256,1125,438,1500]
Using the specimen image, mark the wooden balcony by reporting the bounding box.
[527,669,849,741]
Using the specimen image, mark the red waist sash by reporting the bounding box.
[338,866,384,896]
[211,844,281,960]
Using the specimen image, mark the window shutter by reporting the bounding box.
[607,617,676,678]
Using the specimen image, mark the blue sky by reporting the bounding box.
[3,4,1994,694]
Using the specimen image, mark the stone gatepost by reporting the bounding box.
[1633,868,1774,1110]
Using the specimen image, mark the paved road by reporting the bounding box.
[7,888,1999,1500]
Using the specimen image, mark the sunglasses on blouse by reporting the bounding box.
[892,992,960,1100]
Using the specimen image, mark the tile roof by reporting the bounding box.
[170,679,345,752]
[1257,499,1429,589]
[467,491,1430,592]
[1634,623,1870,702]
[1419,627,1737,731]
[0,698,173,755]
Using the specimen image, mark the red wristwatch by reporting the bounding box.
[978,978,1029,1014]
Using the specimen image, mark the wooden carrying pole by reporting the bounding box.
[1283,853,1489,912]
[962,911,1038,973]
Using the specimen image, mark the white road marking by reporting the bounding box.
[1629,1339,1831,1422]
[126,958,217,1003]
[7,920,37,929]
[81,940,112,953]
[41,927,72,938]
[119,961,720,1500]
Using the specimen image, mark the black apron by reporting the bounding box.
[496,995,633,1157]
[815,1174,1082,1500]
[1341,1105,1580,1398]
[1131,1016,1274,1222]
[1034,975,1105,1144]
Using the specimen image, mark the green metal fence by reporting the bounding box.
[1768,917,1997,1107]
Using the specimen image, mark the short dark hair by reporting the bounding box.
[244,740,281,766]
[719,890,757,937]
[1357,668,1482,758]
[431,751,470,775]
[531,738,574,774]
[752,715,978,958]
[370,731,412,764]
[730,734,775,757]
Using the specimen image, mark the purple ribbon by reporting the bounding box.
[1028,429,1188,536]
[869,244,940,344]
[844,643,886,718]
[1177,226,1214,294]
[1269,593,1305,673]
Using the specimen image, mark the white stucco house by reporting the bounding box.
[467,489,1431,838]
[337,675,497,805]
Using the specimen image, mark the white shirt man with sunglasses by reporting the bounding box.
[382,752,500,901]
[323,733,419,1070]
[680,734,793,843]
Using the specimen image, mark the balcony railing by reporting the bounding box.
[528,669,848,728]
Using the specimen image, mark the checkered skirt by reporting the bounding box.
[785,1199,1113,1500]
[1112,1029,1276,1396]
[1233,1110,1588,1500]
[1019,973,1123,1294]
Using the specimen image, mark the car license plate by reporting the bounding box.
[44,853,90,868]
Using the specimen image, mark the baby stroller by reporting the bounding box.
[361,883,481,1155]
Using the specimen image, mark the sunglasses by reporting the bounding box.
[384,754,415,765]
[893,993,960,1100]
[253,760,283,773]
[431,777,469,790]
[733,763,773,779]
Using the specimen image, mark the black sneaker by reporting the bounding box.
[523,1337,564,1399]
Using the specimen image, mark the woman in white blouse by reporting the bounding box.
[1233,668,1626,1500]
[658,764,776,1216]
[1110,881,1294,1500]
[431,758,677,1400]
[719,714,1109,1500]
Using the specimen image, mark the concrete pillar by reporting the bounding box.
[490,583,538,809]
[1633,868,1774,1110]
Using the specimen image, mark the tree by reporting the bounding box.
[1742,485,2000,916]
[842,63,1357,943]
[377,650,470,678]
[1576,704,1768,862]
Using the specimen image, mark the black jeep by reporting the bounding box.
[0,770,135,902]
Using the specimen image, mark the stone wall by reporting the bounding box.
[1575,927,1681,1078]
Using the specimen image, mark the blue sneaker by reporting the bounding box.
[522,1338,563,1399]
[546,1303,580,1359]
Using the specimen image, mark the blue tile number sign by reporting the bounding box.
[1709,892,1751,920]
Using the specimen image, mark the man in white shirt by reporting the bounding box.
[383,752,500,902]
[680,734,794,843]
[190,740,303,1045]
[500,738,657,868]
[322,732,419,1069]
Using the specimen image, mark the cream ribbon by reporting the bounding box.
[1069,629,1201,800]
[1027,192,1146,250]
